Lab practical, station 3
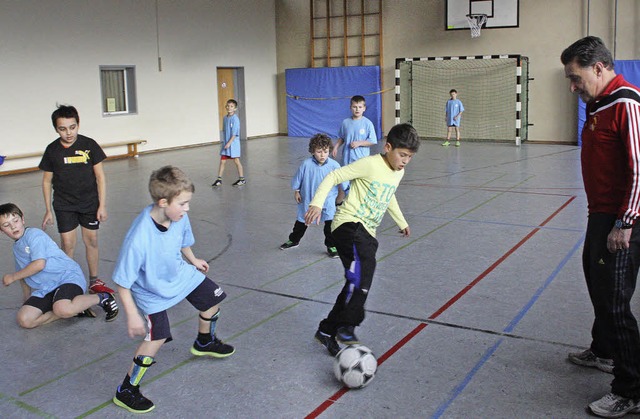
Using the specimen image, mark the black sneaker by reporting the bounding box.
[279,240,299,250]
[336,325,359,344]
[232,178,246,186]
[76,308,96,318]
[327,247,339,258]
[113,384,155,413]
[211,179,222,187]
[98,293,119,322]
[315,330,341,356]
[190,336,235,358]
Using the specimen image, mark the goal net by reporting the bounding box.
[396,55,529,144]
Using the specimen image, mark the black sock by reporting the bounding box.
[197,333,212,345]
[121,374,134,390]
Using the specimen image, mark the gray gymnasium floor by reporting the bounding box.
[0,136,631,418]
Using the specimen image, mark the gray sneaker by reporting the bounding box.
[568,349,613,374]
[589,393,640,418]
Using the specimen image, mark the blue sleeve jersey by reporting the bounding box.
[445,99,464,127]
[220,114,241,158]
[338,117,377,165]
[13,228,86,297]
[112,205,205,315]
[291,157,347,223]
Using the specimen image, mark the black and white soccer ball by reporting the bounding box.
[333,344,377,389]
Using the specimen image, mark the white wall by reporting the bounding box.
[0,0,278,173]
[275,0,640,144]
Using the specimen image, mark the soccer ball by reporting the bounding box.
[333,344,377,389]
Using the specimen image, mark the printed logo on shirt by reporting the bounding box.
[24,246,31,254]
[356,180,397,230]
[588,115,599,131]
[359,128,366,135]
[63,150,91,165]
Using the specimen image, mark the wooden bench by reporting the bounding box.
[0,139,147,176]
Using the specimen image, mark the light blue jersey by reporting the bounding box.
[13,228,86,298]
[338,117,377,165]
[292,156,347,223]
[112,205,205,315]
[445,99,464,127]
[220,113,241,158]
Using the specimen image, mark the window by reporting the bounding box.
[100,66,137,115]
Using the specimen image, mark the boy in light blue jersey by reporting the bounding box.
[112,166,234,414]
[0,203,118,329]
[280,134,346,257]
[442,89,465,147]
[332,95,378,165]
[212,99,245,186]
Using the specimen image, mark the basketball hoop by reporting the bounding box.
[466,14,487,38]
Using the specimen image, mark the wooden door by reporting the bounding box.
[217,68,235,129]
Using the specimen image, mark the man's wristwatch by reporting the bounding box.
[615,219,633,229]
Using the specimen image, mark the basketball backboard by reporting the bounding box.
[446,0,519,30]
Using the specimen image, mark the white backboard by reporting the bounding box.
[446,0,519,30]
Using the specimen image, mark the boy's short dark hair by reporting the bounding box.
[350,95,366,105]
[51,105,80,129]
[149,166,195,203]
[0,203,23,219]
[226,99,238,107]
[449,89,457,94]
[560,36,614,70]
[308,133,333,153]
[386,123,420,152]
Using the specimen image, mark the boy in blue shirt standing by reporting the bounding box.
[332,95,378,165]
[280,134,346,257]
[212,99,245,186]
[0,203,118,329]
[112,166,235,413]
[442,89,465,147]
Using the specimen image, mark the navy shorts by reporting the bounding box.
[55,209,99,234]
[24,283,84,313]
[144,277,227,342]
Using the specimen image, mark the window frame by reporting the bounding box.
[99,65,138,116]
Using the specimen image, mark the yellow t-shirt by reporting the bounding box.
[309,154,408,238]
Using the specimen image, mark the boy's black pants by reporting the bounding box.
[289,220,335,247]
[319,222,378,335]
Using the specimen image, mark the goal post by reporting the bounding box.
[395,55,529,145]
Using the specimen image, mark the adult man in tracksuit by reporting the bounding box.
[561,36,640,418]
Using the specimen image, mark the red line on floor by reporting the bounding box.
[305,196,576,418]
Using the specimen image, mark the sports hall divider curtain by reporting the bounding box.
[285,66,382,139]
[577,60,640,145]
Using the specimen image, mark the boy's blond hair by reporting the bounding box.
[149,166,195,203]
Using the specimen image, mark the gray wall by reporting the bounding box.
[1,0,278,173]
[275,0,640,143]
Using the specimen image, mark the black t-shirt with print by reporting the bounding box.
[39,135,107,212]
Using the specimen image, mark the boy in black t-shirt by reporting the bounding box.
[39,105,114,294]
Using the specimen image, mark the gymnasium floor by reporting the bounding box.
[0,136,630,418]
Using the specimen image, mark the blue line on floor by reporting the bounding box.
[431,233,585,419]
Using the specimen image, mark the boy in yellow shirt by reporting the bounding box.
[305,123,420,355]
